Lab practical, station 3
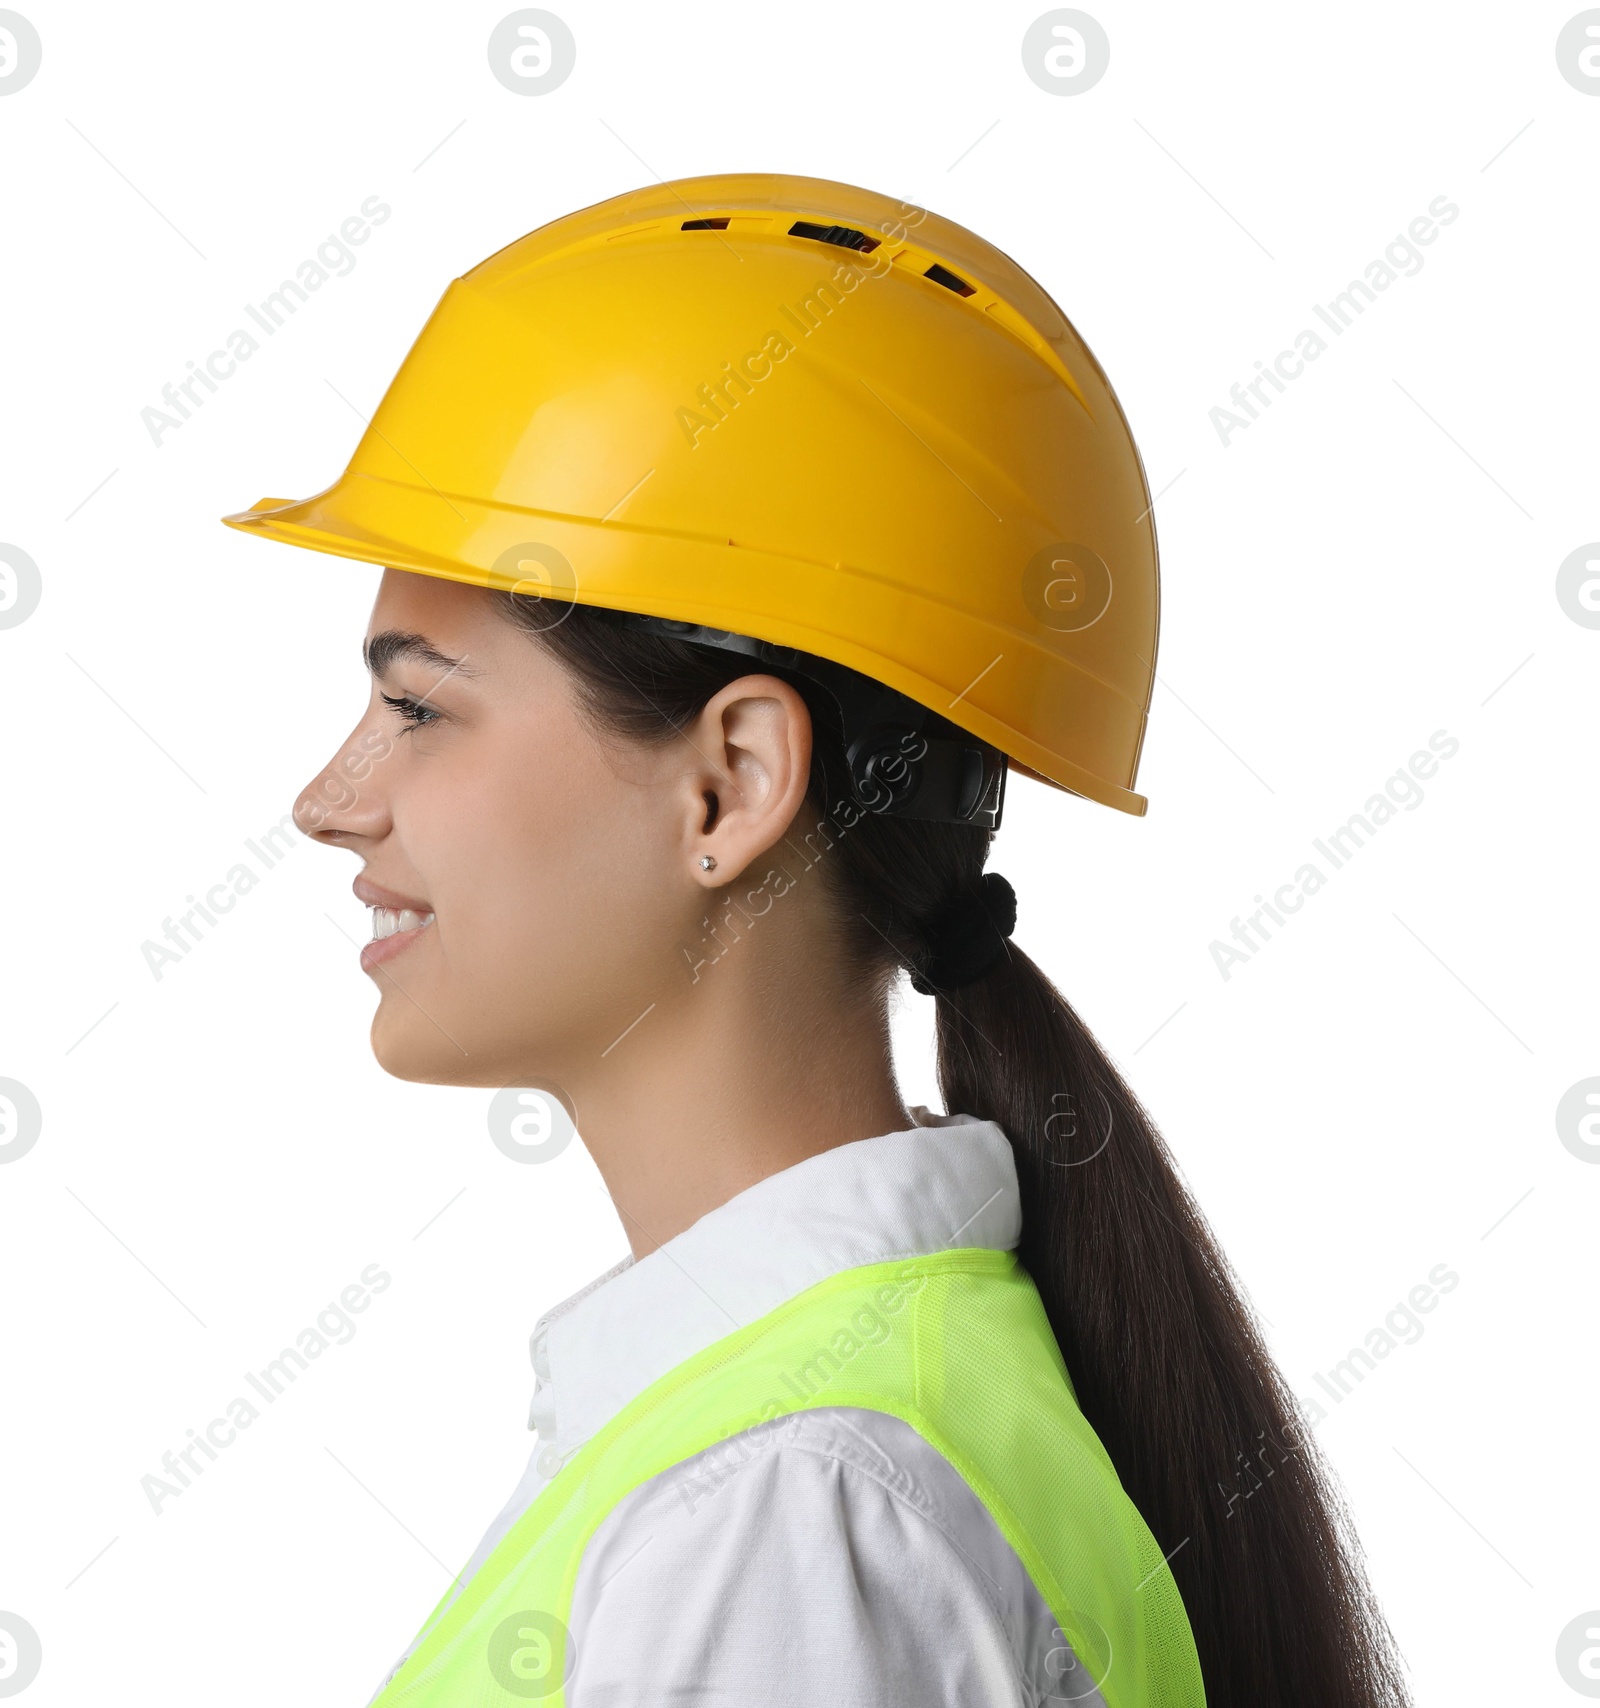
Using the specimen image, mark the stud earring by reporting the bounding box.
[699,855,717,872]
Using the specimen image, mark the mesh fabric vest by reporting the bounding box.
[371,1249,1205,1707]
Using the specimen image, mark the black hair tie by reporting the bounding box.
[909,873,1018,995]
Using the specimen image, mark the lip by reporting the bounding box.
[353,875,436,974]
[354,875,433,912]
[360,919,433,973]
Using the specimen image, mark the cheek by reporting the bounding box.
[414,726,677,995]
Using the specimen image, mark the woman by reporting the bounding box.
[226,175,1408,1706]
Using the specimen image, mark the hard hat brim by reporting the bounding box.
[222,476,1148,816]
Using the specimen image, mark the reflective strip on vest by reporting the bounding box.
[371,1249,1206,1707]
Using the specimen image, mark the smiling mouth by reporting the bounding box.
[361,906,436,971]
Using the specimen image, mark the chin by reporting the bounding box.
[369,1009,475,1086]
[368,1006,552,1090]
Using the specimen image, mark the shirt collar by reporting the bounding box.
[526,1107,1019,1471]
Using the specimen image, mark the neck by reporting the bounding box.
[562,899,912,1259]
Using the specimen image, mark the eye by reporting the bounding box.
[381,691,441,730]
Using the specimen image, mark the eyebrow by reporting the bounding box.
[363,630,478,680]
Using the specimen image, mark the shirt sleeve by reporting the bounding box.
[565,1407,1032,1707]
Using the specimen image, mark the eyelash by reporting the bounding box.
[381,692,441,731]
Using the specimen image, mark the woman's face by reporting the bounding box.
[295,569,716,1091]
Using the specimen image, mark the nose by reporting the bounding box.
[295,714,394,846]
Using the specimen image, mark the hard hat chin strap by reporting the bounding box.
[607,613,1007,831]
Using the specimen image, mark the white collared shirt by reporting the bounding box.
[379,1109,1104,1706]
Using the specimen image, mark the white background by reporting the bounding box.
[1,2,1596,1702]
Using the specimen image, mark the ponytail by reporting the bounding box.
[934,948,1409,1707]
[512,595,1410,1708]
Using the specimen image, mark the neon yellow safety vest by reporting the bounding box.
[371,1249,1205,1706]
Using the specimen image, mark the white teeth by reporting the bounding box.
[369,906,435,941]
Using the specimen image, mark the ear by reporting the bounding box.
[679,673,813,887]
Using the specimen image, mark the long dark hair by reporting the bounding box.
[507,594,1410,1708]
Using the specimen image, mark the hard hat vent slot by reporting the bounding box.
[924,263,976,297]
[680,217,731,230]
[788,220,880,253]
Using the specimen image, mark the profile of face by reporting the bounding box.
[293,569,818,1097]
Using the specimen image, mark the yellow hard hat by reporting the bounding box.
[223,172,1158,817]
